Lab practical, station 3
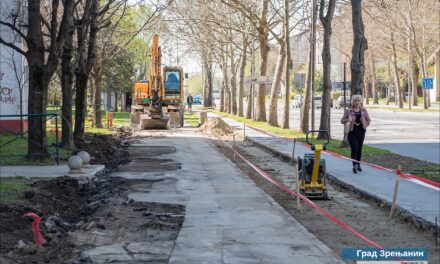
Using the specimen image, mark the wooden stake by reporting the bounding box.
[233,134,236,146]
[292,139,297,164]
[295,163,301,210]
[243,123,246,140]
[390,165,401,218]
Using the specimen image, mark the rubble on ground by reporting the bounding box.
[200,117,234,136]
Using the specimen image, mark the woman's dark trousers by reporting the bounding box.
[348,130,365,165]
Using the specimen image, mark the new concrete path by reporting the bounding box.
[116,131,343,264]
[0,164,105,178]
[212,115,440,229]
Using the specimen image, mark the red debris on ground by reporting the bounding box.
[23,213,45,247]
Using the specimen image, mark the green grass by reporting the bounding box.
[213,111,303,138]
[212,110,439,182]
[0,177,28,203]
[184,112,200,127]
[0,133,70,166]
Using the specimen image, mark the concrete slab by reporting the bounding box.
[122,132,343,264]
[213,114,440,228]
[0,164,105,179]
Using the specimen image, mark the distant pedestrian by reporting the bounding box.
[186,94,193,112]
[341,95,371,174]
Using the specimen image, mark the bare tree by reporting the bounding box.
[350,0,368,96]
[0,0,75,158]
[318,0,336,139]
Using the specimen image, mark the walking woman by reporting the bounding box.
[341,95,371,173]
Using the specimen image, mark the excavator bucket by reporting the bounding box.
[139,115,169,129]
[168,112,181,128]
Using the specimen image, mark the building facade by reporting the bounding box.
[0,0,29,133]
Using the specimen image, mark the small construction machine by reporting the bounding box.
[297,130,330,199]
[131,34,184,129]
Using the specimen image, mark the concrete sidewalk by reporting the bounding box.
[213,114,440,229]
[116,131,343,263]
[0,165,105,179]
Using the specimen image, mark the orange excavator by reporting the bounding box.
[131,34,184,129]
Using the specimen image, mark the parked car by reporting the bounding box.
[292,95,304,108]
[336,96,351,109]
[193,95,202,104]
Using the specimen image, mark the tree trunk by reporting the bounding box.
[220,81,225,112]
[74,73,88,143]
[27,59,49,157]
[369,51,379,104]
[238,42,247,117]
[73,0,98,143]
[267,42,286,127]
[318,0,336,139]
[207,61,213,107]
[114,92,118,112]
[92,64,103,128]
[202,52,213,107]
[256,0,269,122]
[412,57,419,106]
[301,49,312,133]
[230,57,238,115]
[364,70,370,105]
[61,30,75,149]
[26,0,49,158]
[282,0,291,129]
[391,36,403,108]
[229,40,238,115]
[350,0,368,96]
[386,60,392,105]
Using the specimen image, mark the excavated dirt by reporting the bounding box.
[0,133,130,263]
[75,133,129,169]
[0,176,99,263]
[214,138,440,263]
[200,117,234,136]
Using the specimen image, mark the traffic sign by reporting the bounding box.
[422,78,433,89]
[245,76,273,85]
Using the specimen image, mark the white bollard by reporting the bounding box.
[77,151,91,168]
[68,156,83,174]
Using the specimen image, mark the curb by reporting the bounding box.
[246,137,437,233]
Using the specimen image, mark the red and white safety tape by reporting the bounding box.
[225,143,383,249]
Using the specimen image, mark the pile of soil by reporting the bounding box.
[201,117,234,136]
[0,176,96,263]
[75,133,129,169]
[112,126,133,139]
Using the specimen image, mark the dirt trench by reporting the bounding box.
[214,139,439,263]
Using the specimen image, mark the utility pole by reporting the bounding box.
[343,62,347,109]
[407,2,412,110]
[251,29,256,120]
[310,0,317,130]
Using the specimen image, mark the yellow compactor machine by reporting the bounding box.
[131,34,184,129]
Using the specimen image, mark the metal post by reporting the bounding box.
[311,0,317,130]
[407,7,412,110]
[343,62,347,109]
[292,139,296,163]
[251,33,256,121]
[55,114,59,165]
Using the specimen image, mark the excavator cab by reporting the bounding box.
[130,34,185,129]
